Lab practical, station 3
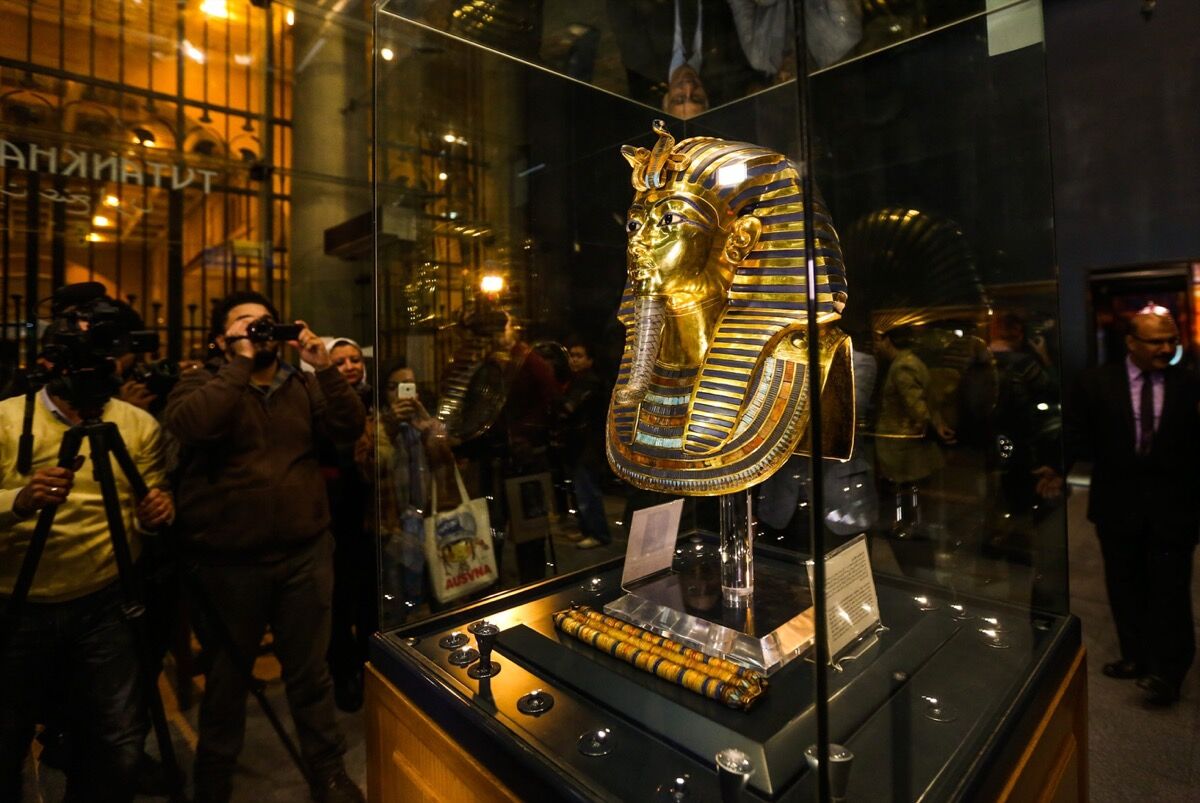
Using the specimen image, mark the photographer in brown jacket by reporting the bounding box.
[164,291,365,803]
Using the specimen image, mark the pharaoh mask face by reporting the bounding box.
[625,193,724,304]
[607,122,855,496]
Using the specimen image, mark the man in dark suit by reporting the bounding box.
[1066,306,1200,707]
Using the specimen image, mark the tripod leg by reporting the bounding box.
[87,425,185,802]
[183,568,317,789]
[0,427,83,655]
[104,423,149,499]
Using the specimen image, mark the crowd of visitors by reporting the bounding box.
[0,284,616,801]
[1,281,1195,803]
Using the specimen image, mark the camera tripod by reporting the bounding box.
[2,414,185,801]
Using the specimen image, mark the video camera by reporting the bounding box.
[129,358,180,400]
[39,285,160,416]
[16,284,161,474]
[246,318,302,343]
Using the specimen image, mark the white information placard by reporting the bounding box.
[620,499,685,588]
[806,534,882,662]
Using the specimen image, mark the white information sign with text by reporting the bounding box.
[806,534,882,662]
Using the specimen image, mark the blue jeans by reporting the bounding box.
[572,463,611,544]
[0,582,147,802]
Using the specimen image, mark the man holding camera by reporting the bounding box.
[165,291,365,803]
[0,287,174,801]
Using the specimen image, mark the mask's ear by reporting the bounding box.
[723,215,762,265]
[214,334,226,352]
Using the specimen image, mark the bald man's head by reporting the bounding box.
[1126,308,1179,372]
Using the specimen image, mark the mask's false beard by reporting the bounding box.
[615,294,666,406]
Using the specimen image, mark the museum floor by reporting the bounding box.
[20,489,1200,801]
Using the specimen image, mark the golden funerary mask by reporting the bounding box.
[607,121,855,496]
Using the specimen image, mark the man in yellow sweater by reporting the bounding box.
[0,300,174,801]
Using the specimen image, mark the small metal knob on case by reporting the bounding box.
[922,695,957,723]
[577,728,614,757]
[978,615,1006,633]
[438,631,468,650]
[655,773,692,802]
[715,748,753,803]
[448,648,478,667]
[517,689,554,716]
[947,603,972,621]
[581,576,606,593]
[804,743,854,802]
[468,622,501,679]
[978,626,1010,649]
[912,594,939,612]
[467,619,491,634]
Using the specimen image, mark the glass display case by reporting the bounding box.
[367,1,1082,801]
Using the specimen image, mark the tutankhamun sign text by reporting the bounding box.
[0,139,219,194]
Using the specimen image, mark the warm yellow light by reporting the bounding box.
[480,274,505,295]
[437,171,448,181]
[92,214,112,227]
[200,0,229,19]
[183,39,206,64]
[85,232,103,243]
[103,194,120,207]
[285,9,295,26]
[380,47,394,62]
[443,133,457,143]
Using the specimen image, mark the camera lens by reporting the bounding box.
[246,318,273,343]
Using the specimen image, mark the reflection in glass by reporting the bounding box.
[376,2,1068,628]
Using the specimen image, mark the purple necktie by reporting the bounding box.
[1138,370,1156,456]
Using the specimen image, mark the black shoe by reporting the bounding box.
[334,671,364,713]
[1140,675,1180,708]
[136,751,179,796]
[311,770,366,803]
[193,773,233,803]
[1102,659,1143,679]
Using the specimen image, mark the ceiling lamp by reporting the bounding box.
[200,0,230,19]
[480,274,505,295]
[182,39,206,64]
